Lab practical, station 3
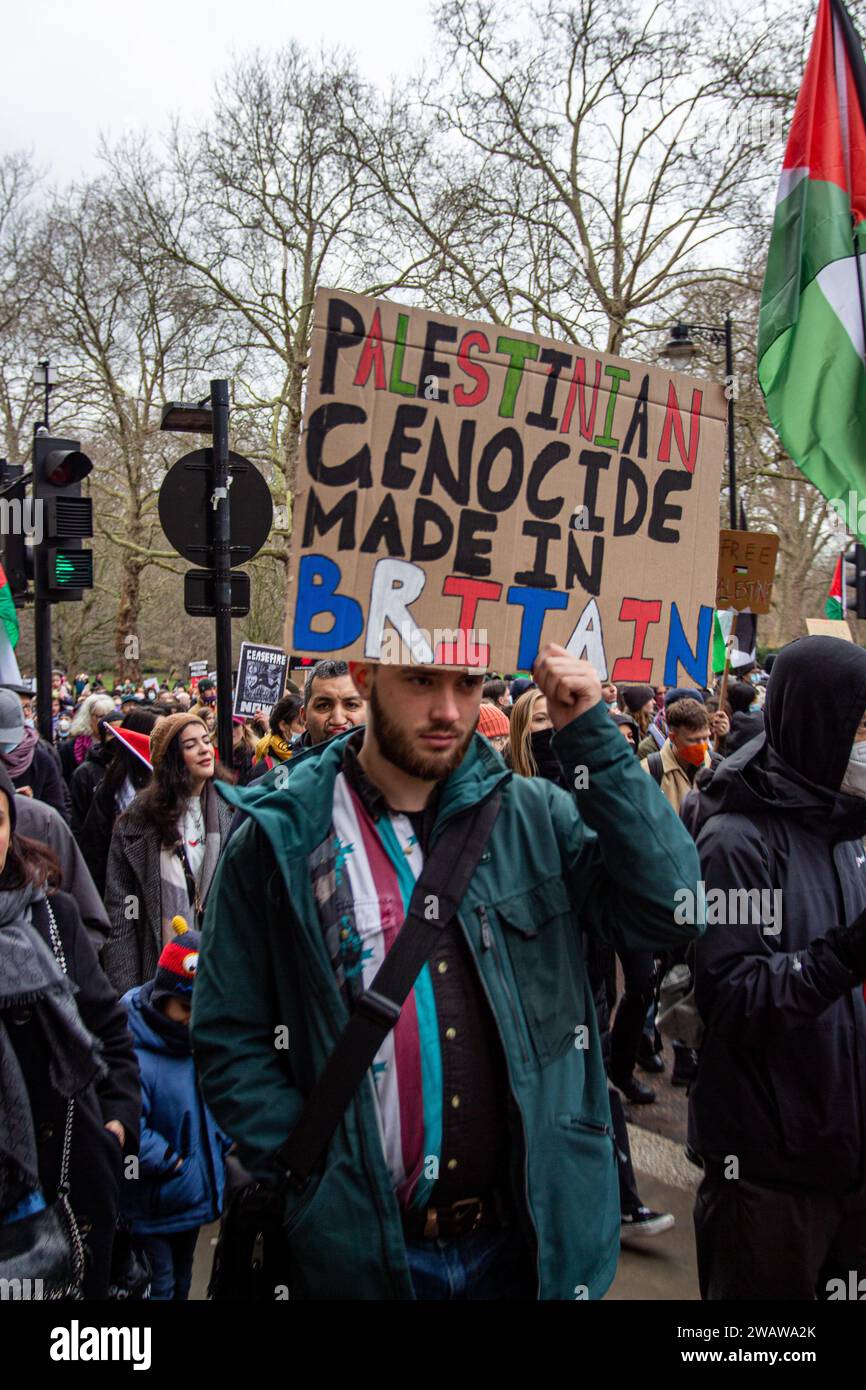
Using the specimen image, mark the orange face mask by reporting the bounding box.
[679,740,708,767]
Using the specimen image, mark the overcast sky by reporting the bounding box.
[4,0,435,184]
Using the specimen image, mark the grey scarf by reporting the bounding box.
[0,886,106,1214]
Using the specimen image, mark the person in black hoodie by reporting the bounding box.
[723,679,764,755]
[689,635,866,1300]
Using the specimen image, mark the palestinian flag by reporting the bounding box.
[825,552,844,616]
[712,610,758,675]
[0,563,21,684]
[758,0,866,543]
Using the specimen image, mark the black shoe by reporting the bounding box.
[620,1207,675,1246]
[611,1074,656,1105]
[671,1041,699,1087]
[636,1050,665,1075]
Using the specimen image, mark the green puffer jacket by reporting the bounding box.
[191,701,702,1300]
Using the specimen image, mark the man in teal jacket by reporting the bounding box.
[192,645,702,1299]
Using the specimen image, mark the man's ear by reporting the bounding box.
[348,661,373,702]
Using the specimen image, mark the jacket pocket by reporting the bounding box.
[491,877,585,1066]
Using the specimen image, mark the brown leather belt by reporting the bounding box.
[402,1195,501,1242]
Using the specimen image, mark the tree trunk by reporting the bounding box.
[115,557,142,681]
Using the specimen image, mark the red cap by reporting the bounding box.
[105,722,152,770]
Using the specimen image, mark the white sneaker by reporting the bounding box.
[620,1207,675,1245]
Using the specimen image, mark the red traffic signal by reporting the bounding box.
[42,448,92,488]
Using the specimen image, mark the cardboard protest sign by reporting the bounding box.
[806,617,854,640]
[233,643,289,717]
[716,530,779,614]
[288,289,727,684]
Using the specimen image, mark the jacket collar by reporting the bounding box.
[217,725,511,861]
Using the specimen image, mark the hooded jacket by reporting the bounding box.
[192,702,701,1300]
[689,636,866,1193]
[120,980,229,1234]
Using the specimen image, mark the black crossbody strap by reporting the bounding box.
[273,788,503,1190]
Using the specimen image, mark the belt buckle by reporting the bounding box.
[450,1197,484,1236]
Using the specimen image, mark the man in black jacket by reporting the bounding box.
[689,636,866,1299]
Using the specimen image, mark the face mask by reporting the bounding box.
[530,726,556,767]
[678,740,708,767]
[0,740,18,755]
[840,740,866,797]
[24,717,34,728]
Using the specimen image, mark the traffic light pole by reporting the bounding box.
[211,380,233,764]
[34,552,52,742]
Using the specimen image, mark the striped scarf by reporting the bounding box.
[311,772,442,1210]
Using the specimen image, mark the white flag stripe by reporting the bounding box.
[816,254,866,363]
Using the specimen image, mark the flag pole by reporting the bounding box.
[715,612,738,752]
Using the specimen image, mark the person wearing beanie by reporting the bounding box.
[102,714,233,997]
[618,685,656,746]
[121,923,230,1300]
[476,701,510,754]
[0,687,69,823]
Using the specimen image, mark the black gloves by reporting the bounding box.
[824,904,866,982]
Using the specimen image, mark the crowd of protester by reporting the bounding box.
[2,636,865,1303]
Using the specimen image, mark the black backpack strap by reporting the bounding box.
[272,788,503,1191]
[647,752,664,786]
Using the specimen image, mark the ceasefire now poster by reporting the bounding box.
[287,289,726,684]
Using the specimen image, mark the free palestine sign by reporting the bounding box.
[288,289,726,683]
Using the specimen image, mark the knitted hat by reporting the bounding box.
[619,685,655,715]
[149,712,207,769]
[152,919,201,1006]
[664,686,704,712]
[477,703,510,738]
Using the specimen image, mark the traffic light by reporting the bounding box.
[32,433,93,601]
[844,542,866,619]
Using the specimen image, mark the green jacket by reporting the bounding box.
[192,701,702,1300]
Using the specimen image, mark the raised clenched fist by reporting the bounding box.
[532,645,602,731]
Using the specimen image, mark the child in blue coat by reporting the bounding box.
[122,921,230,1299]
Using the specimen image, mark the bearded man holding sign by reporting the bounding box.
[192,643,700,1299]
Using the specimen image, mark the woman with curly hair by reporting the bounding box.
[102,714,233,997]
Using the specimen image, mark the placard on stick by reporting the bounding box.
[288,289,726,684]
[716,530,779,614]
[233,642,289,718]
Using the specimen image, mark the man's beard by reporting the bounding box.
[370,684,474,781]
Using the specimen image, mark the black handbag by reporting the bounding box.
[209,790,502,1300]
[0,901,85,1299]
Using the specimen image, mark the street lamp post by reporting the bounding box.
[32,360,56,432]
[660,316,737,530]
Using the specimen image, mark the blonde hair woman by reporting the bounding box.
[509,687,554,778]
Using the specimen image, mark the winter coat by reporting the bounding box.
[6,741,69,823]
[77,774,119,897]
[69,742,112,837]
[192,702,701,1301]
[3,891,141,1296]
[120,981,230,1234]
[689,635,866,1194]
[102,790,234,997]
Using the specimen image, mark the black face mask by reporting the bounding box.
[530,726,561,782]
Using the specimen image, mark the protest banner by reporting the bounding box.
[287,290,727,684]
[806,618,854,641]
[233,642,289,717]
[716,530,779,614]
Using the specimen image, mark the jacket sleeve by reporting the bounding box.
[101,825,145,997]
[34,745,70,823]
[694,816,857,1040]
[69,764,92,838]
[550,700,703,953]
[62,895,142,1152]
[192,822,306,1180]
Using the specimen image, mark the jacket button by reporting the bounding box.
[37,1122,54,1142]
[445,1027,457,1041]
[450,1094,461,1109]
[437,961,448,975]
[11,1008,32,1024]
[78,1219,92,1236]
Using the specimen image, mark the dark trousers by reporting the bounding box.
[138,1228,200,1300]
[609,1088,641,1217]
[694,1162,866,1300]
[609,950,656,1083]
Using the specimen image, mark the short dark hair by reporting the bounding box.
[304,660,350,707]
[270,692,303,736]
[667,698,710,734]
[483,679,507,702]
[727,681,755,716]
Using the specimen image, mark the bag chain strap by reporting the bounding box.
[45,897,86,1286]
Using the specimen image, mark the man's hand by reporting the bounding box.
[104,1120,125,1147]
[532,645,602,731]
[710,711,730,739]
[17,786,33,798]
